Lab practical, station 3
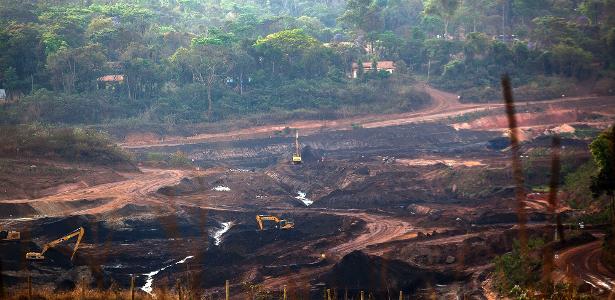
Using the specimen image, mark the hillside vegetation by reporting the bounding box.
[0,0,613,127]
[0,125,134,167]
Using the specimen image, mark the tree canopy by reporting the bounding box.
[0,0,612,125]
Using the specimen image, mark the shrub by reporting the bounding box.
[0,125,133,168]
[168,151,192,167]
[492,238,544,295]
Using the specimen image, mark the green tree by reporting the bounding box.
[606,27,615,68]
[493,238,544,294]
[551,44,592,78]
[424,0,461,37]
[1,67,21,100]
[254,29,320,76]
[170,43,232,116]
[86,17,120,51]
[463,32,489,61]
[375,31,403,59]
[531,16,577,48]
[121,44,164,100]
[46,44,107,94]
[338,0,384,33]
[460,0,491,32]
[0,23,42,93]
[589,125,615,224]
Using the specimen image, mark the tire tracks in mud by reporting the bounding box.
[554,236,615,296]
[1,167,414,293]
[0,168,188,217]
[255,209,413,291]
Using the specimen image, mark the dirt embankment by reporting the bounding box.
[0,159,128,201]
[1,205,362,292]
[322,250,458,296]
[128,122,501,169]
[0,168,187,219]
[119,86,614,151]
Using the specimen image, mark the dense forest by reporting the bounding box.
[0,0,613,126]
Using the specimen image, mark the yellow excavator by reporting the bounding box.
[256,215,294,230]
[0,230,20,241]
[26,227,84,261]
[292,130,302,164]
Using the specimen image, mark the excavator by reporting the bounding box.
[256,215,294,231]
[292,130,302,164]
[0,229,20,241]
[26,227,84,261]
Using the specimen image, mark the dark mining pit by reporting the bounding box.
[0,205,360,294]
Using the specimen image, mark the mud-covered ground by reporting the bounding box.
[1,94,614,298]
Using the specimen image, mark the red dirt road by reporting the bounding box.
[257,211,413,291]
[0,168,190,216]
[555,237,615,296]
[121,86,614,149]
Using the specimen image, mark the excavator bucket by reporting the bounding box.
[25,252,45,260]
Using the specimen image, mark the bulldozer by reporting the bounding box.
[292,130,302,164]
[256,215,294,230]
[26,227,84,261]
[0,230,20,241]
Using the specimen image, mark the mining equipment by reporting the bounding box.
[26,227,84,260]
[0,230,20,241]
[292,130,302,164]
[256,215,295,230]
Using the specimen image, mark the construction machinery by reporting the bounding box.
[26,227,84,261]
[0,230,20,241]
[256,215,294,230]
[292,130,302,164]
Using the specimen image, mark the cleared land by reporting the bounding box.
[1,87,614,299]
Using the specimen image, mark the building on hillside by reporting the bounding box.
[97,75,125,89]
[351,61,395,78]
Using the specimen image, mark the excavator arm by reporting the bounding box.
[256,215,281,230]
[27,227,85,261]
[256,215,293,230]
[292,130,302,164]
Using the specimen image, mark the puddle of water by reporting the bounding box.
[212,186,231,192]
[295,191,313,206]
[212,221,234,246]
[141,255,194,294]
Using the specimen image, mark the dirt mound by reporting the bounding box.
[300,145,323,163]
[455,110,579,131]
[0,202,38,218]
[0,198,112,219]
[0,159,128,200]
[322,250,456,294]
[157,177,201,196]
[314,169,442,208]
[103,203,152,218]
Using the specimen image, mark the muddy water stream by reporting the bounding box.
[141,255,194,294]
[212,221,234,246]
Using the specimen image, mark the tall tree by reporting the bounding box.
[589,125,615,224]
[170,43,232,116]
[46,44,107,94]
[424,0,461,37]
[254,29,319,76]
[338,0,384,33]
